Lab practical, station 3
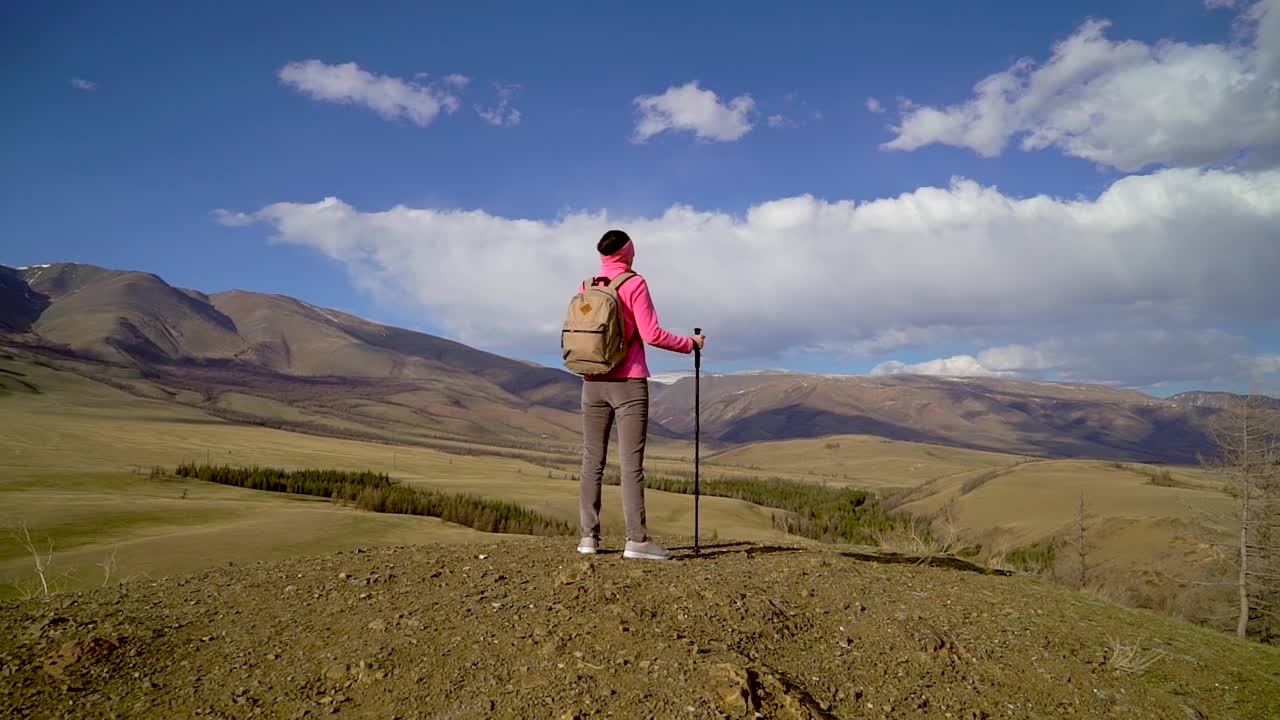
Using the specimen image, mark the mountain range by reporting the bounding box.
[653,372,1231,462]
[2,261,1270,463]
[0,262,585,449]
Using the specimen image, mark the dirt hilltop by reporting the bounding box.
[2,537,1277,720]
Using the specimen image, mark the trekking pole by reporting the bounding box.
[693,327,702,555]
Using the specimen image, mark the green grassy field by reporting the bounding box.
[0,353,1242,629]
[0,472,487,599]
[0,357,784,598]
[699,433,1021,489]
[649,428,1238,625]
[684,432,1230,560]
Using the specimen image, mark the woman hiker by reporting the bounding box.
[575,229,705,560]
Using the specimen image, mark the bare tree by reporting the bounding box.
[1205,394,1280,639]
[97,547,119,587]
[1075,491,1095,589]
[7,522,54,599]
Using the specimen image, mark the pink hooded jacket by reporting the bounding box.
[579,240,695,380]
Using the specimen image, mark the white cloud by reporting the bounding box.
[444,74,470,88]
[70,77,96,92]
[847,327,964,356]
[774,92,821,126]
[865,97,884,114]
[211,209,255,227]
[874,331,1280,392]
[871,355,1014,378]
[971,343,1059,373]
[278,60,462,126]
[632,81,755,143]
[650,371,695,385]
[216,167,1280,390]
[883,0,1280,170]
[805,326,969,357]
[1206,0,1238,9]
[475,82,522,127]
[1248,354,1280,392]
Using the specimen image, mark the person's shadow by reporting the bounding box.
[668,541,803,560]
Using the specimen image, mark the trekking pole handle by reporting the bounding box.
[693,328,702,369]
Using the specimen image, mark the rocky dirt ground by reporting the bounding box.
[2,536,1277,720]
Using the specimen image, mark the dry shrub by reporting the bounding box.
[1105,636,1164,674]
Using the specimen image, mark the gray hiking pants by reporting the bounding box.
[579,378,650,542]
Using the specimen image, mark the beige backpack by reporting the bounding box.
[561,272,637,375]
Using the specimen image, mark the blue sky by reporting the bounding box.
[3,1,1278,394]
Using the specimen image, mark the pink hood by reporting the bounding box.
[600,239,635,272]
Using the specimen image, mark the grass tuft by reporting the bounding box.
[1105,635,1165,674]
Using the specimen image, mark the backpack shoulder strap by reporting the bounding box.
[608,272,641,343]
[608,271,637,290]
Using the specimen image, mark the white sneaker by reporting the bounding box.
[623,539,672,560]
[577,537,599,554]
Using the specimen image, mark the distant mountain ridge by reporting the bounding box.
[0,262,587,447]
[1167,390,1280,410]
[648,372,1273,464]
[2,261,1272,462]
[7,263,560,386]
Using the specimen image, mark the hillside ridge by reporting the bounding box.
[3,261,1272,462]
[2,538,1277,719]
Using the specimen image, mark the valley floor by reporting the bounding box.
[0,351,1245,635]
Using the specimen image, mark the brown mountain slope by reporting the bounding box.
[21,263,244,363]
[0,266,48,332]
[0,263,584,448]
[1168,390,1280,410]
[209,289,451,377]
[651,372,1223,463]
[210,290,579,411]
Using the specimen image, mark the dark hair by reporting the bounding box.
[597,229,631,256]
